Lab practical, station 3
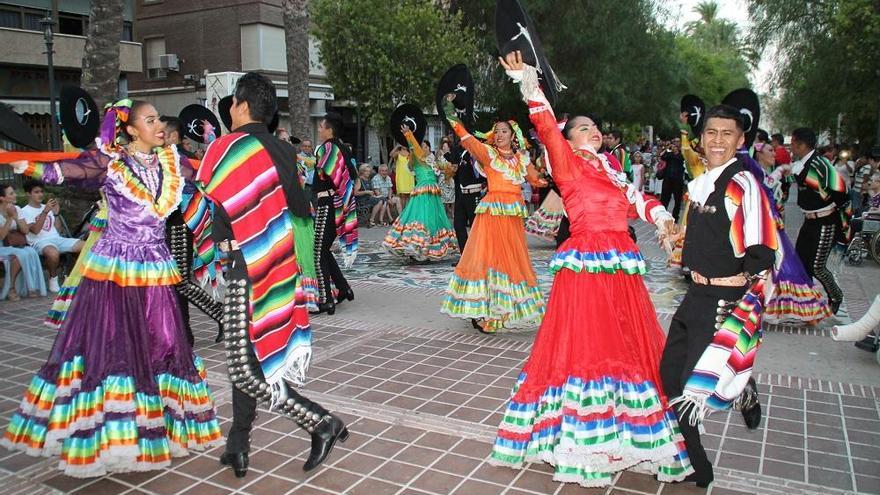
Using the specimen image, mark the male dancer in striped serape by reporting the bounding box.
[196,72,348,478]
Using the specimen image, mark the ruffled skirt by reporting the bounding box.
[765,231,831,323]
[441,210,543,331]
[525,191,564,241]
[2,278,223,477]
[490,231,692,486]
[384,183,458,261]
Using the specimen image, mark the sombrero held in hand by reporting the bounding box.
[390,104,427,147]
[179,104,223,144]
[436,64,475,127]
[495,0,565,106]
[217,95,280,134]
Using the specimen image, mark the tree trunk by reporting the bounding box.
[283,0,311,142]
[81,0,124,110]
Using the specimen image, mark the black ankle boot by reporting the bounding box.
[830,299,842,315]
[219,452,249,478]
[683,472,713,488]
[303,415,349,472]
[335,289,354,304]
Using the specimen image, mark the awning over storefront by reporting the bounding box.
[0,99,52,115]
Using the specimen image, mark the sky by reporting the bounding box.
[665,0,773,92]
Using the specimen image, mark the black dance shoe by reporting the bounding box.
[303,415,349,472]
[683,472,713,488]
[738,377,762,430]
[219,452,249,478]
[310,302,336,316]
[214,324,224,344]
[335,289,355,304]
[830,299,842,315]
[855,335,879,352]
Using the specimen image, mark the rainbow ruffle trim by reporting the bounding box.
[411,184,441,197]
[81,251,182,287]
[1,355,222,478]
[383,223,458,261]
[45,285,76,329]
[441,269,544,331]
[549,249,646,276]
[491,373,693,487]
[525,209,563,240]
[475,200,528,218]
[764,280,832,323]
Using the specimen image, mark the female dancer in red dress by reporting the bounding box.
[489,52,692,487]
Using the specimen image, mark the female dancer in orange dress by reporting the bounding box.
[440,96,544,332]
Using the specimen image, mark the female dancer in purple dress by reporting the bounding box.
[1,100,222,477]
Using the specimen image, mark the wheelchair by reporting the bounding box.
[846,214,880,265]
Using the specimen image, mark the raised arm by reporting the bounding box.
[500,54,581,183]
[402,128,426,163]
[442,98,491,168]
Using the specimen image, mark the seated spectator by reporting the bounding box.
[372,164,402,225]
[0,184,46,300]
[354,164,383,227]
[18,181,83,292]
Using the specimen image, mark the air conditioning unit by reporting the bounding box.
[158,54,179,71]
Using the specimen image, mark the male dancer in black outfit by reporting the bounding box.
[660,105,778,488]
[449,145,486,252]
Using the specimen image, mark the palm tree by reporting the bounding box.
[81,0,124,109]
[283,0,311,142]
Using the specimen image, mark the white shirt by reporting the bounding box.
[19,204,60,245]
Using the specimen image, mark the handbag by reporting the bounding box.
[3,230,27,248]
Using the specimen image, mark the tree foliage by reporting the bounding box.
[749,0,880,148]
[81,0,124,110]
[310,0,479,138]
[447,0,753,138]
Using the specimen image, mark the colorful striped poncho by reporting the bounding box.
[196,132,312,386]
[316,140,358,267]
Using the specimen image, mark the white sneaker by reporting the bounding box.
[48,276,60,293]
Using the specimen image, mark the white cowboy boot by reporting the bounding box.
[832,295,880,341]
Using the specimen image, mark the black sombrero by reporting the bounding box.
[217,95,278,134]
[0,103,41,150]
[390,104,427,147]
[217,95,233,132]
[721,88,761,148]
[178,104,222,144]
[436,64,475,126]
[267,111,279,134]
[680,94,706,134]
[495,0,564,106]
[59,86,100,149]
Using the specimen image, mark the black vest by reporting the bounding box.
[682,162,744,278]
[796,153,833,211]
[313,139,354,195]
[450,147,485,195]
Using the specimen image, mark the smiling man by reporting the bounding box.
[659,104,779,488]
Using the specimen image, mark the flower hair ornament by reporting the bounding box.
[473,120,529,151]
[98,98,133,150]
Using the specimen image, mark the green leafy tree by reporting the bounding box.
[311,0,478,155]
[749,0,880,148]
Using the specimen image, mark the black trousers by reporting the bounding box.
[314,200,351,304]
[454,192,482,251]
[795,215,842,303]
[165,209,195,347]
[661,180,684,221]
[224,252,329,454]
[660,283,748,481]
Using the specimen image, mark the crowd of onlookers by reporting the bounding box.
[0,181,84,301]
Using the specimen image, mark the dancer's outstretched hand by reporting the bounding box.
[499,50,524,72]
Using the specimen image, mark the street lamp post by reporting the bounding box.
[40,12,59,150]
